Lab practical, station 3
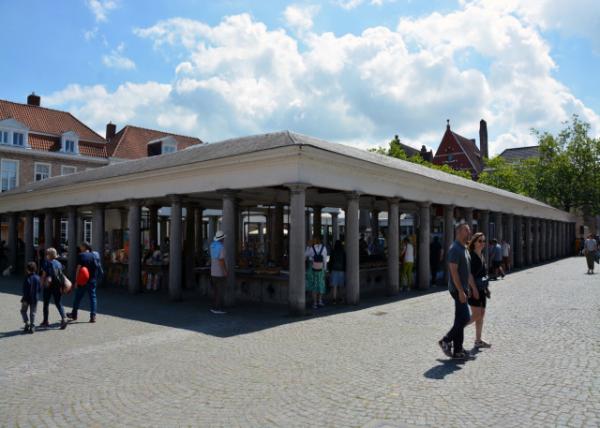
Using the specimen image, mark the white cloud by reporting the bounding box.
[336,0,394,10]
[283,4,320,32]
[84,27,98,41]
[102,43,136,70]
[86,0,118,22]
[50,4,599,155]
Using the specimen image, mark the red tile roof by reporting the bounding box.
[451,130,483,173]
[27,134,108,158]
[107,125,202,159]
[0,99,105,144]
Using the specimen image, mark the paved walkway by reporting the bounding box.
[0,257,599,427]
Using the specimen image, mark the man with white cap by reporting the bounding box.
[210,230,228,314]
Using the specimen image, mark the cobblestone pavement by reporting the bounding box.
[1,257,599,427]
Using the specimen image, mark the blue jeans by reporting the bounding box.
[72,280,97,317]
[444,291,471,353]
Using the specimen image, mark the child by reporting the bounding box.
[21,261,41,334]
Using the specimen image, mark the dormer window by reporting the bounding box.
[60,131,79,155]
[147,135,178,157]
[13,132,25,146]
[0,118,29,148]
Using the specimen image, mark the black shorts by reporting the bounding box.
[468,291,487,308]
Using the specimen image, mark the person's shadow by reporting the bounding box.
[423,348,479,380]
[0,323,63,339]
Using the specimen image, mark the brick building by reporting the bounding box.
[432,119,488,179]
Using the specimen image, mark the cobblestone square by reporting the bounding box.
[1,257,599,427]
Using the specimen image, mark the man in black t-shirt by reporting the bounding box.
[67,242,98,323]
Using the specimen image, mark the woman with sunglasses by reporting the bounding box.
[467,232,491,348]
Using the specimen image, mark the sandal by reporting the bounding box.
[474,340,491,348]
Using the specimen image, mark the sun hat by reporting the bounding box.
[214,230,226,241]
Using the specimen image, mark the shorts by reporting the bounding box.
[330,270,345,288]
[468,290,487,308]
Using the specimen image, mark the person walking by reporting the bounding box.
[466,232,491,348]
[490,239,505,280]
[67,242,98,323]
[583,234,598,274]
[400,237,414,291]
[438,223,478,359]
[210,231,228,314]
[20,261,41,334]
[501,239,511,272]
[305,235,328,309]
[39,248,68,330]
[328,240,346,304]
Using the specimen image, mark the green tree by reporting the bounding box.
[478,156,526,194]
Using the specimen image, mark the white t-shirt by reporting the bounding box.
[403,243,414,263]
[502,242,510,257]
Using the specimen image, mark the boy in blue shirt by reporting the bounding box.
[21,261,41,334]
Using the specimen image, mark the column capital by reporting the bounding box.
[345,191,361,201]
[167,194,182,204]
[92,202,107,210]
[388,197,401,205]
[285,183,309,193]
[126,198,141,207]
[418,201,432,208]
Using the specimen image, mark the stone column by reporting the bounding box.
[371,209,380,240]
[222,191,237,307]
[77,216,84,244]
[272,204,284,265]
[532,218,540,264]
[346,192,361,304]
[418,202,431,290]
[506,214,514,268]
[195,207,204,262]
[184,205,195,290]
[149,205,159,247]
[127,200,141,294]
[525,217,533,266]
[92,204,105,262]
[44,212,54,251]
[540,219,547,261]
[313,206,322,239]
[463,207,473,230]
[546,220,553,260]
[331,212,339,243]
[67,207,78,280]
[514,216,523,268]
[288,185,307,315]
[552,221,558,259]
[207,216,216,243]
[7,213,18,270]
[24,212,34,266]
[54,215,62,248]
[169,195,183,301]
[387,198,400,295]
[443,205,455,285]
[479,210,490,265]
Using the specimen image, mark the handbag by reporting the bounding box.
[474,254,491,299]
[61,276,73,295]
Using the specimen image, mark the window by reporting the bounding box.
[13,132,24,146]
[0,131,8,144]
[34,163,51,181]
[65,140,75,153]
[84,220,92,244]
[162,143,176,154]
[60,219,68,245]
[61,165,77,175]
[0,159,19,192]
[448,154,454,162]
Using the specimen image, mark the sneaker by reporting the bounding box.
[210,309,226,314]
[29,325,35,334]
[66,312,77,321]
[60,320,68,330]
[452,351,469,360]
[438,339,452,357]
[474,340,491,348]
[22,325,30,334]
[90,315,96,323]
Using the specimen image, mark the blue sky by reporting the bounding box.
[1,0,599,155]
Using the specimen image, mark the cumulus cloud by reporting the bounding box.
[86,0,118,22]
[50,2,599,154]
[102,43,136,70]
[336,0,391,10]
[283,4,320,32]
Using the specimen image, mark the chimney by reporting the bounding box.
[106,122,116,141]
[27,92,41,106]
[479,119,488,159]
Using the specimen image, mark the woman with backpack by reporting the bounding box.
[39,247,68,330]
[305,235,328,310]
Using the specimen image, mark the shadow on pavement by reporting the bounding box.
[424,347,480,379]
[0,275,448,338]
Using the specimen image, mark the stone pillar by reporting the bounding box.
[331,212,339,243]
[552,221,558,259]
[169,195,183,301]
[149,205,159,247]
[272,204,284,265]
[24,212,34,265]
[443,205,455,285]
[346,192,361,305]
[184,205,196,290]
[387,198,400,295]
[560,223,566,258]
[288,185,307,315]
[207,216,216,242]
[418,202,431,290]
[514,216,523,268]
[77,216,84,244]
[371,209,380,240]
[7,213,18,270]
[54,215,62,248]
[92,204,105,263]
[525,217,533,266]
[44,212,54,251]
[313,206,322,239]
[195,207,204,262]
[67,207,78,280]
[463,207,473,230]
[127,200,141,294]
[540,220,547,261]
[494,212,503,242]
[532,218,540,264]
[222,191,237,307]
[506,214,514,268]
[479,210,490,265]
